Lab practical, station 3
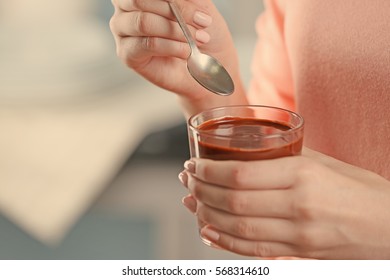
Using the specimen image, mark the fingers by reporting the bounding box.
[184,157,305,190]
[117,36,190,65]
[116,0,171,15]
[200,226,299,258]
[196,201,296,243]
[182,195,197,213]
[110,0,215,75]
[112,11,188,40]
[185,173,293,218]
[112,0,212,36]
[110,1,212,63]
[182,194,299,257]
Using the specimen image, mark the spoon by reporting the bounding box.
[168,1,234,96]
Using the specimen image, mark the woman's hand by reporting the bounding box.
[109,0,246,113]
[179,148,390,259]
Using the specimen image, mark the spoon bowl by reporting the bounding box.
[169,1,234,96]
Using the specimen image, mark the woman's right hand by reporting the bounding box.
[109,0,244,105]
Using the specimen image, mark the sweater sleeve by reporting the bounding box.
[247,0,295,111]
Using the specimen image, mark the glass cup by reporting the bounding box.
[187,105,304,245]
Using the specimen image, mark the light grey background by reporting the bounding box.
[0,0,264,260]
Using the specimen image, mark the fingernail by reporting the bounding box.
[178,171,188,187]
[195,30,210,44]
[193,11,212,27]
[182,195,197,213]
[184,160,196,173]
[201,227,220,241]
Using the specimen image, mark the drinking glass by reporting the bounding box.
[187,105,304,245]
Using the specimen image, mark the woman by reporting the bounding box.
[109,0,390,259]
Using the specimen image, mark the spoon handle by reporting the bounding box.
[168,1,199,53]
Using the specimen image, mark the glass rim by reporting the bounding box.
[188,105,304,139]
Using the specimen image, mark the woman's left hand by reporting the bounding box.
[179,148,390,259]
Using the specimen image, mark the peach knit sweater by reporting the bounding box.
[248,0,390,179]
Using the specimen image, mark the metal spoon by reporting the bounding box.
[168,1,234,96]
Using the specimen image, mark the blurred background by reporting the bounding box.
[0,0,263,259]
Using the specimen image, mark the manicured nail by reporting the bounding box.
[193,11,212,27]
[201,227,220,242]
[182,195,197,213]
[195,30,210,44]
[184,160,196,173]
[178,171,188,187]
